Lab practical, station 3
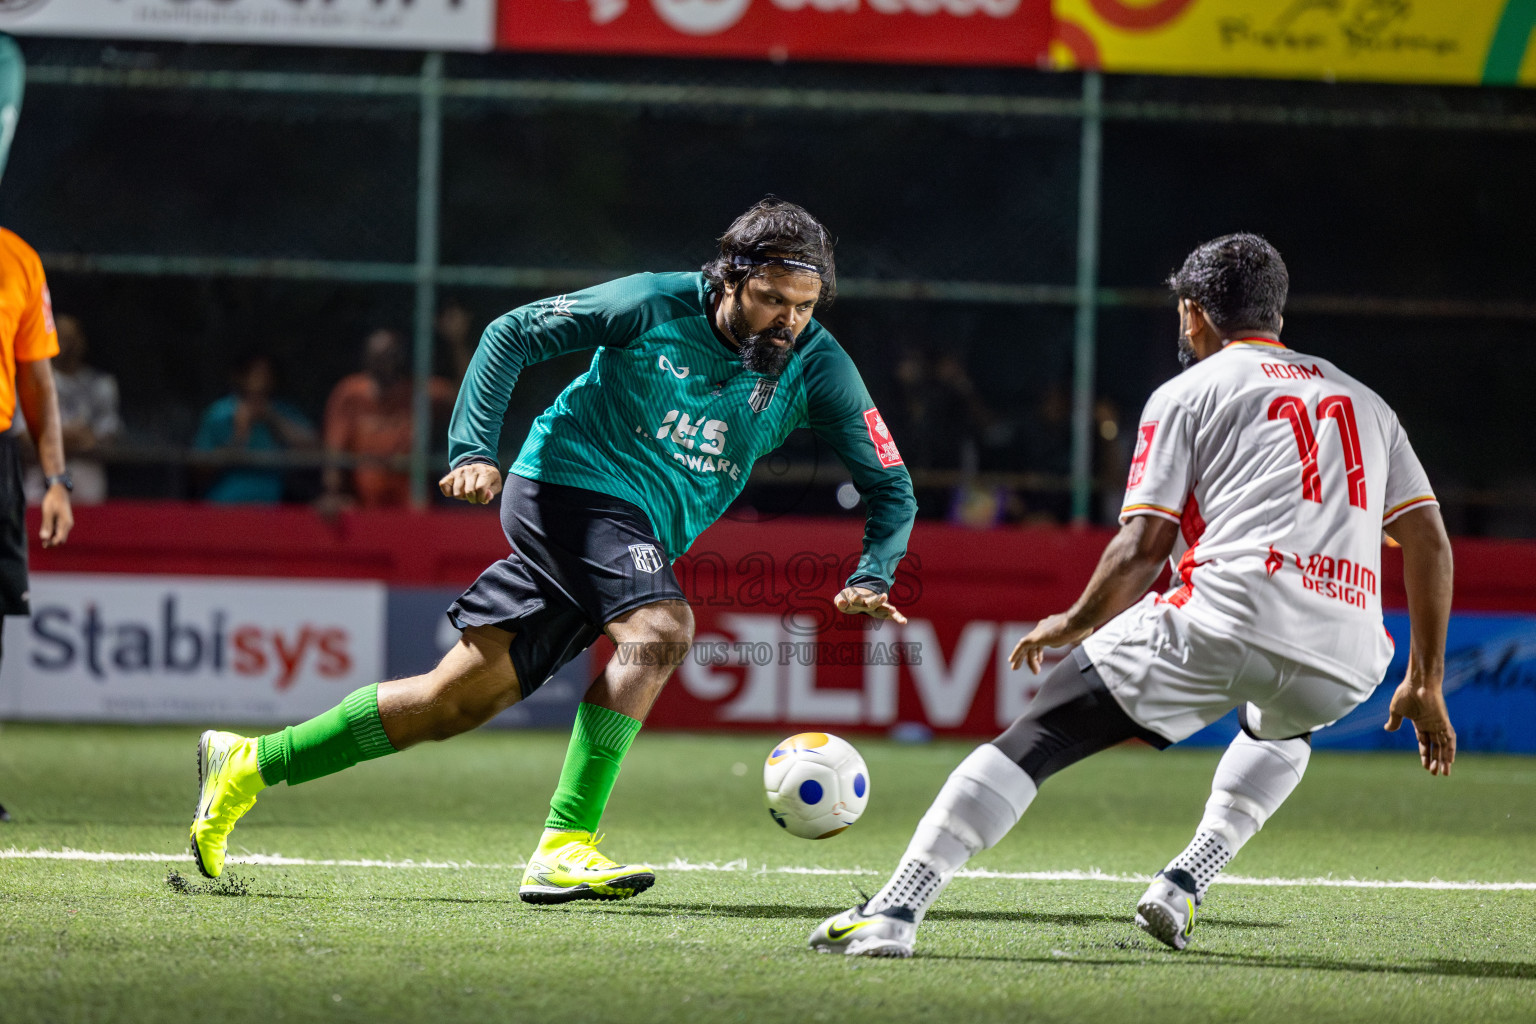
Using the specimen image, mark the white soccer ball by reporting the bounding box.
[763,732,869,840]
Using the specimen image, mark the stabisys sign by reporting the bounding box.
[0,0,496,51]
[498,0,1052,66]
[0,574,386,724]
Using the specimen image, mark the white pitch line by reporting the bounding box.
[3,848,1534,892]
[0,848,505,870]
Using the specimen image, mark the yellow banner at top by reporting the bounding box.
[1050,0,1536,87]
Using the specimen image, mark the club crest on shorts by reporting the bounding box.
[748,377,778,414]
[628,543,664,574]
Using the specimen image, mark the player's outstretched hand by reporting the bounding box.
[1009,613,1092,674]
[1384,679,1456,777]
[439,463,503,505]
[834,586,907,625]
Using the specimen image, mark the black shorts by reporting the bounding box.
[447,473,686,699]
[0,433,29,617]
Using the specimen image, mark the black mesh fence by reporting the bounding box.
[3,38,1533,531]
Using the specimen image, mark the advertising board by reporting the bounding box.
[1050,0,1536,87]
[0,0,495,51]
[8,506,1534,752]
[0,573,385,724]
[498,0,1052,66]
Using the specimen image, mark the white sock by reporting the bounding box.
[863,859,946,920]
[1164,732,1310,897]
[865,743,1036,921]
[1166,830,1234,898]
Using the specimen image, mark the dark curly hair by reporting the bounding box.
[702,197,836,308]
[1167,233,1288,335]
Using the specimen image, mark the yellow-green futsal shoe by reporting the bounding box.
[190,730,267,878]
[519,829,655,905]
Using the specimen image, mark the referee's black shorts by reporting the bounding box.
[447,473,686,699]
[0,431,30,617]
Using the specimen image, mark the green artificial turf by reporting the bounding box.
[1,724,1532,1023]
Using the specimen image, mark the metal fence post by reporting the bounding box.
[411,52,445,509]
[1069,70,1103,525]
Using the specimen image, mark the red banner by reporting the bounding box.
[497,0,1052,67]
[32,502,1536,738]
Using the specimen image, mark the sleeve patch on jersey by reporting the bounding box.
[863,407,904,468]
[41,284,56,335]
[1127,421,1158,489]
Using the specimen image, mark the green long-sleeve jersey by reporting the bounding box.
[448,272,916,591]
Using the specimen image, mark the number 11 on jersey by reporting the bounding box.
[1267,394,1367,510]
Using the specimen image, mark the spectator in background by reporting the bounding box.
[1094,396,1130,526]
[933,352,1010,449]
[193,353,316,504]
[886,346,939,470]
[886,345,1020,526]
[319,328,453,511]
[436,297,476,386]
[19,314,119,505]
[1017,384,1074,523]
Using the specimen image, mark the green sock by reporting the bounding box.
[255,684,397,787]
[544,702,643,833]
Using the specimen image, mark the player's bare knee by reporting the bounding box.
[656,600,696,650]
[613,600,695,667]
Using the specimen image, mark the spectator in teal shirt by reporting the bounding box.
[194,354,317,503]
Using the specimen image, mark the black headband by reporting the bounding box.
[729,253,830,282]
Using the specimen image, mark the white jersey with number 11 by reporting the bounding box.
[1120,338,1437,690]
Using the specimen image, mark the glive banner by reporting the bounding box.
[0,574,385,724]
[1050,0,1536,88]
[635,520,1091,736]
[0,0,495,51]
[499,0,1052,66]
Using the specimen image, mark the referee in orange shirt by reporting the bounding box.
[0,35,74,822]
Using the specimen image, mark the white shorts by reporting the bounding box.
[1079,594,1376,743]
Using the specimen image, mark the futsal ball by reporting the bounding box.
[763,732,869,839]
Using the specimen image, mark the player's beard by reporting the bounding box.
[728,301,796,377]
[1177,333,1197,369]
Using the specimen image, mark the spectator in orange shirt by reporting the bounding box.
[319,328,453,511]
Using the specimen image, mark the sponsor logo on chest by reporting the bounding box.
[639,410,744,480]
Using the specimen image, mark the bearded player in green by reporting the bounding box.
[189,198,917,903]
